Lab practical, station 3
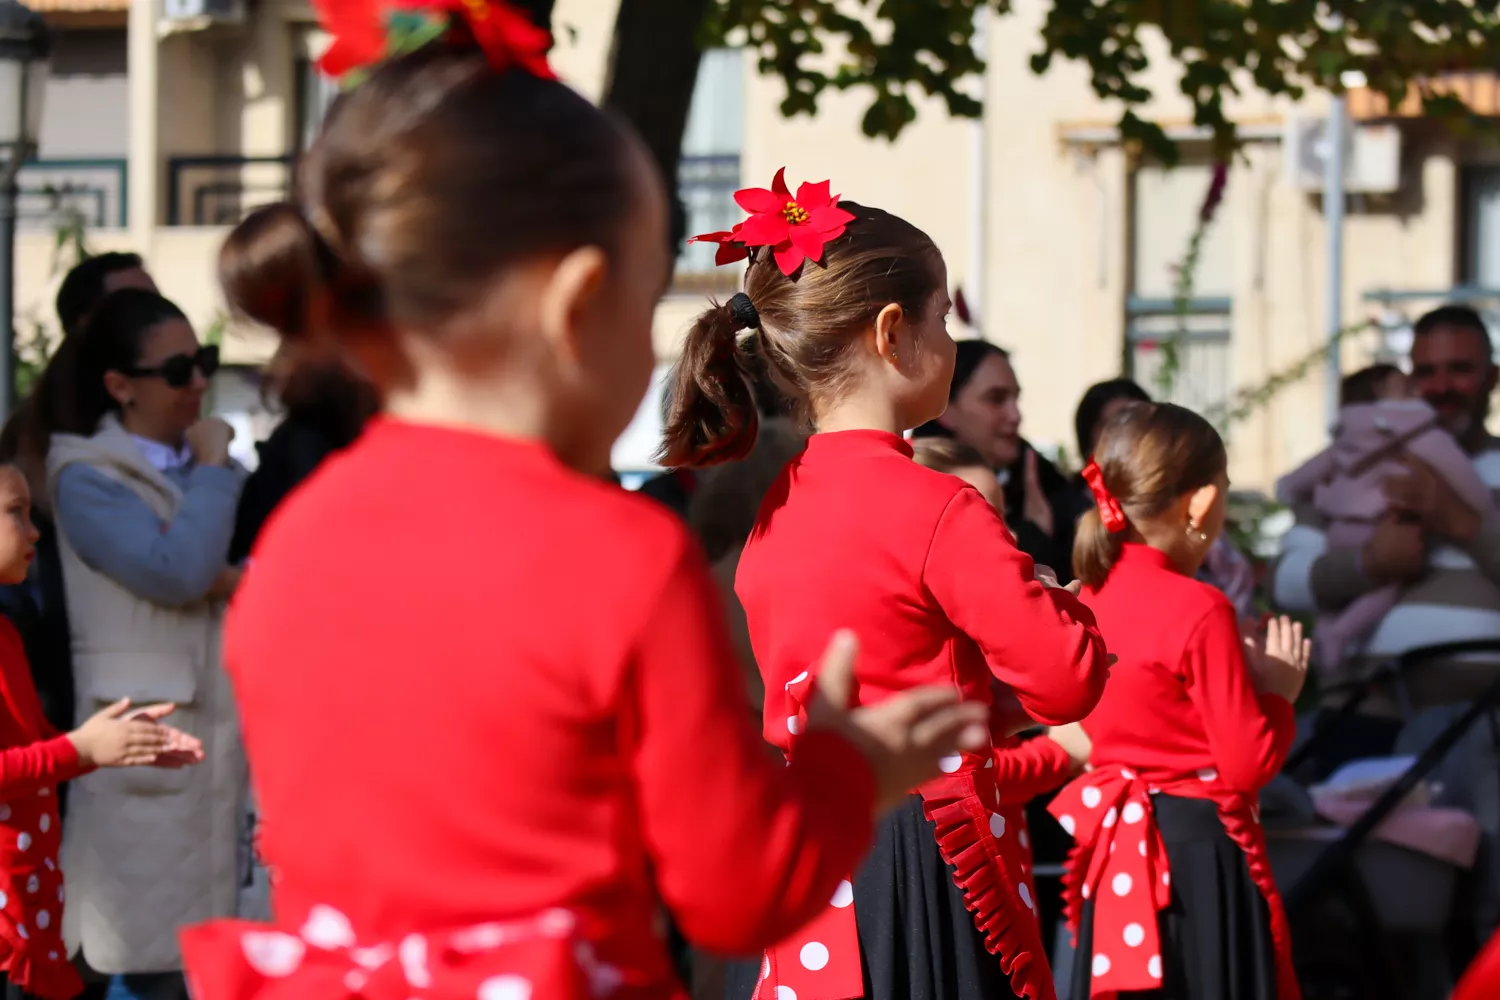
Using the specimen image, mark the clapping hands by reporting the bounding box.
[68,699,206,770]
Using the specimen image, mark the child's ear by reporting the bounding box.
[871,302,905,361]
[538,246,608,364]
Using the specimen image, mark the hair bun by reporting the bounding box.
[219,202,331,341]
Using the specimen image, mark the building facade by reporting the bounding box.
[13,0,1500,484]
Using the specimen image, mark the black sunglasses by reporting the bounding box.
[125,345,220,389]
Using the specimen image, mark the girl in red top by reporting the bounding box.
[0,465,202,1000]
[172,5,995,1000]
[664,177,1112,1000]
[1050,402,1310,1000]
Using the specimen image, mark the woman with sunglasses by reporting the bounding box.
[25,287,247,1000]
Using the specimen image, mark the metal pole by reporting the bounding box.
[1323,94,1347,431]
[0,166,15,419]
[968,4,987,336]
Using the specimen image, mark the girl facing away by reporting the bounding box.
[663,174,1113,1000]
[1052,401,1310,1000]
[174,5,992,1000]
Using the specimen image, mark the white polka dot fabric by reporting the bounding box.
[179,904,628,1000]
[1048,768,1298,998]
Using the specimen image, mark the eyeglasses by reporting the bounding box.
[125,345,220,389]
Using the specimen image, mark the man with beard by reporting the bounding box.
[1275,305,1500,713]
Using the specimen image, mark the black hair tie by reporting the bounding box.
[727,292,760,331]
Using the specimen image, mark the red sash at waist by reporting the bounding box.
[180,904,675,1000]
[1048,767,1299,1000]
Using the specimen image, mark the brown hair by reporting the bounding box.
[217,44,637,373]
[688,417,807,562]
[911,436,989,475]
[1339,363,1403,406]
[1072,401,1227,587]
[658,203,943,468]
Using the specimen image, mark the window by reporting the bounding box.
[293,30,339,154]
[1464,165,1500,289]
[677,49,744,278]
[1126,160,1234,412]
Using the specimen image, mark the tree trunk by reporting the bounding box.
[600,0,713,260]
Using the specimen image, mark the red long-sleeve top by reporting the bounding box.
[0,617,85,999]
[1076,544,1295,792]
[196,420,875,999]
[738,430,1110,747]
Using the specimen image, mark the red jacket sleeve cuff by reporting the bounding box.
[43,734,90,782]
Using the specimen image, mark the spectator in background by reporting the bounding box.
[55,253,158,338]
[28,289,247,1000]
[0,254,159,756]
[913,340,1080,580]
[1074,377,1256,618]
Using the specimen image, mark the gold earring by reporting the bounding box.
[1186,519,1208,542]
[891,351,899,362]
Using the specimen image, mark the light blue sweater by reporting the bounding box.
[53,463,241,607]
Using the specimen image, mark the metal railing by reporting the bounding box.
[676,153,741,283]
[15,158,128,230]
[165,154,295,226]
[1125,295,1234,412]
[1362,287,1500,363]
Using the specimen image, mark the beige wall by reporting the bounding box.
[13,0,1481,486]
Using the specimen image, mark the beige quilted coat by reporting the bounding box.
[47,418,247,973]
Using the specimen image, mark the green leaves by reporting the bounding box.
[710,0,1500,154]
[708,0,987,140]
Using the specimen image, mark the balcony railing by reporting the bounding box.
[166,155,295,226]
[1125,295,1234,413]
[16,158,128,230]
[1362,286,1500,363]
[674,153,741,290]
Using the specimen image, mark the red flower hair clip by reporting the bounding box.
[689,168,856,277]
[1081,460,1127,533]
[314,0,554,83]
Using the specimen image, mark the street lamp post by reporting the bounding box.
[0,0,49,419]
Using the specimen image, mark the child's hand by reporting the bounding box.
[68,698,171,769]
[1244,616,1311,703]
[149,725,206,769]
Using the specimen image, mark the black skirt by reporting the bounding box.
[1068,794,1278,1000]
[725,795,1021,1000]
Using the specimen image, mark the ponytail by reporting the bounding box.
[1072,508,1123,589]
[1072,400,1227,587]
[658,293,762,469]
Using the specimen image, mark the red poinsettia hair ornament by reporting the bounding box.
[314,0,555,83]
[1081,460,1127,533]
[689,168,857,277]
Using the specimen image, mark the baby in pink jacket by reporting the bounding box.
[1277,365,1492,671]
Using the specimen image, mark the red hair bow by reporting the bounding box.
[689,168,856,277]
[314,0,555,82]
[1082,460,1126,533]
